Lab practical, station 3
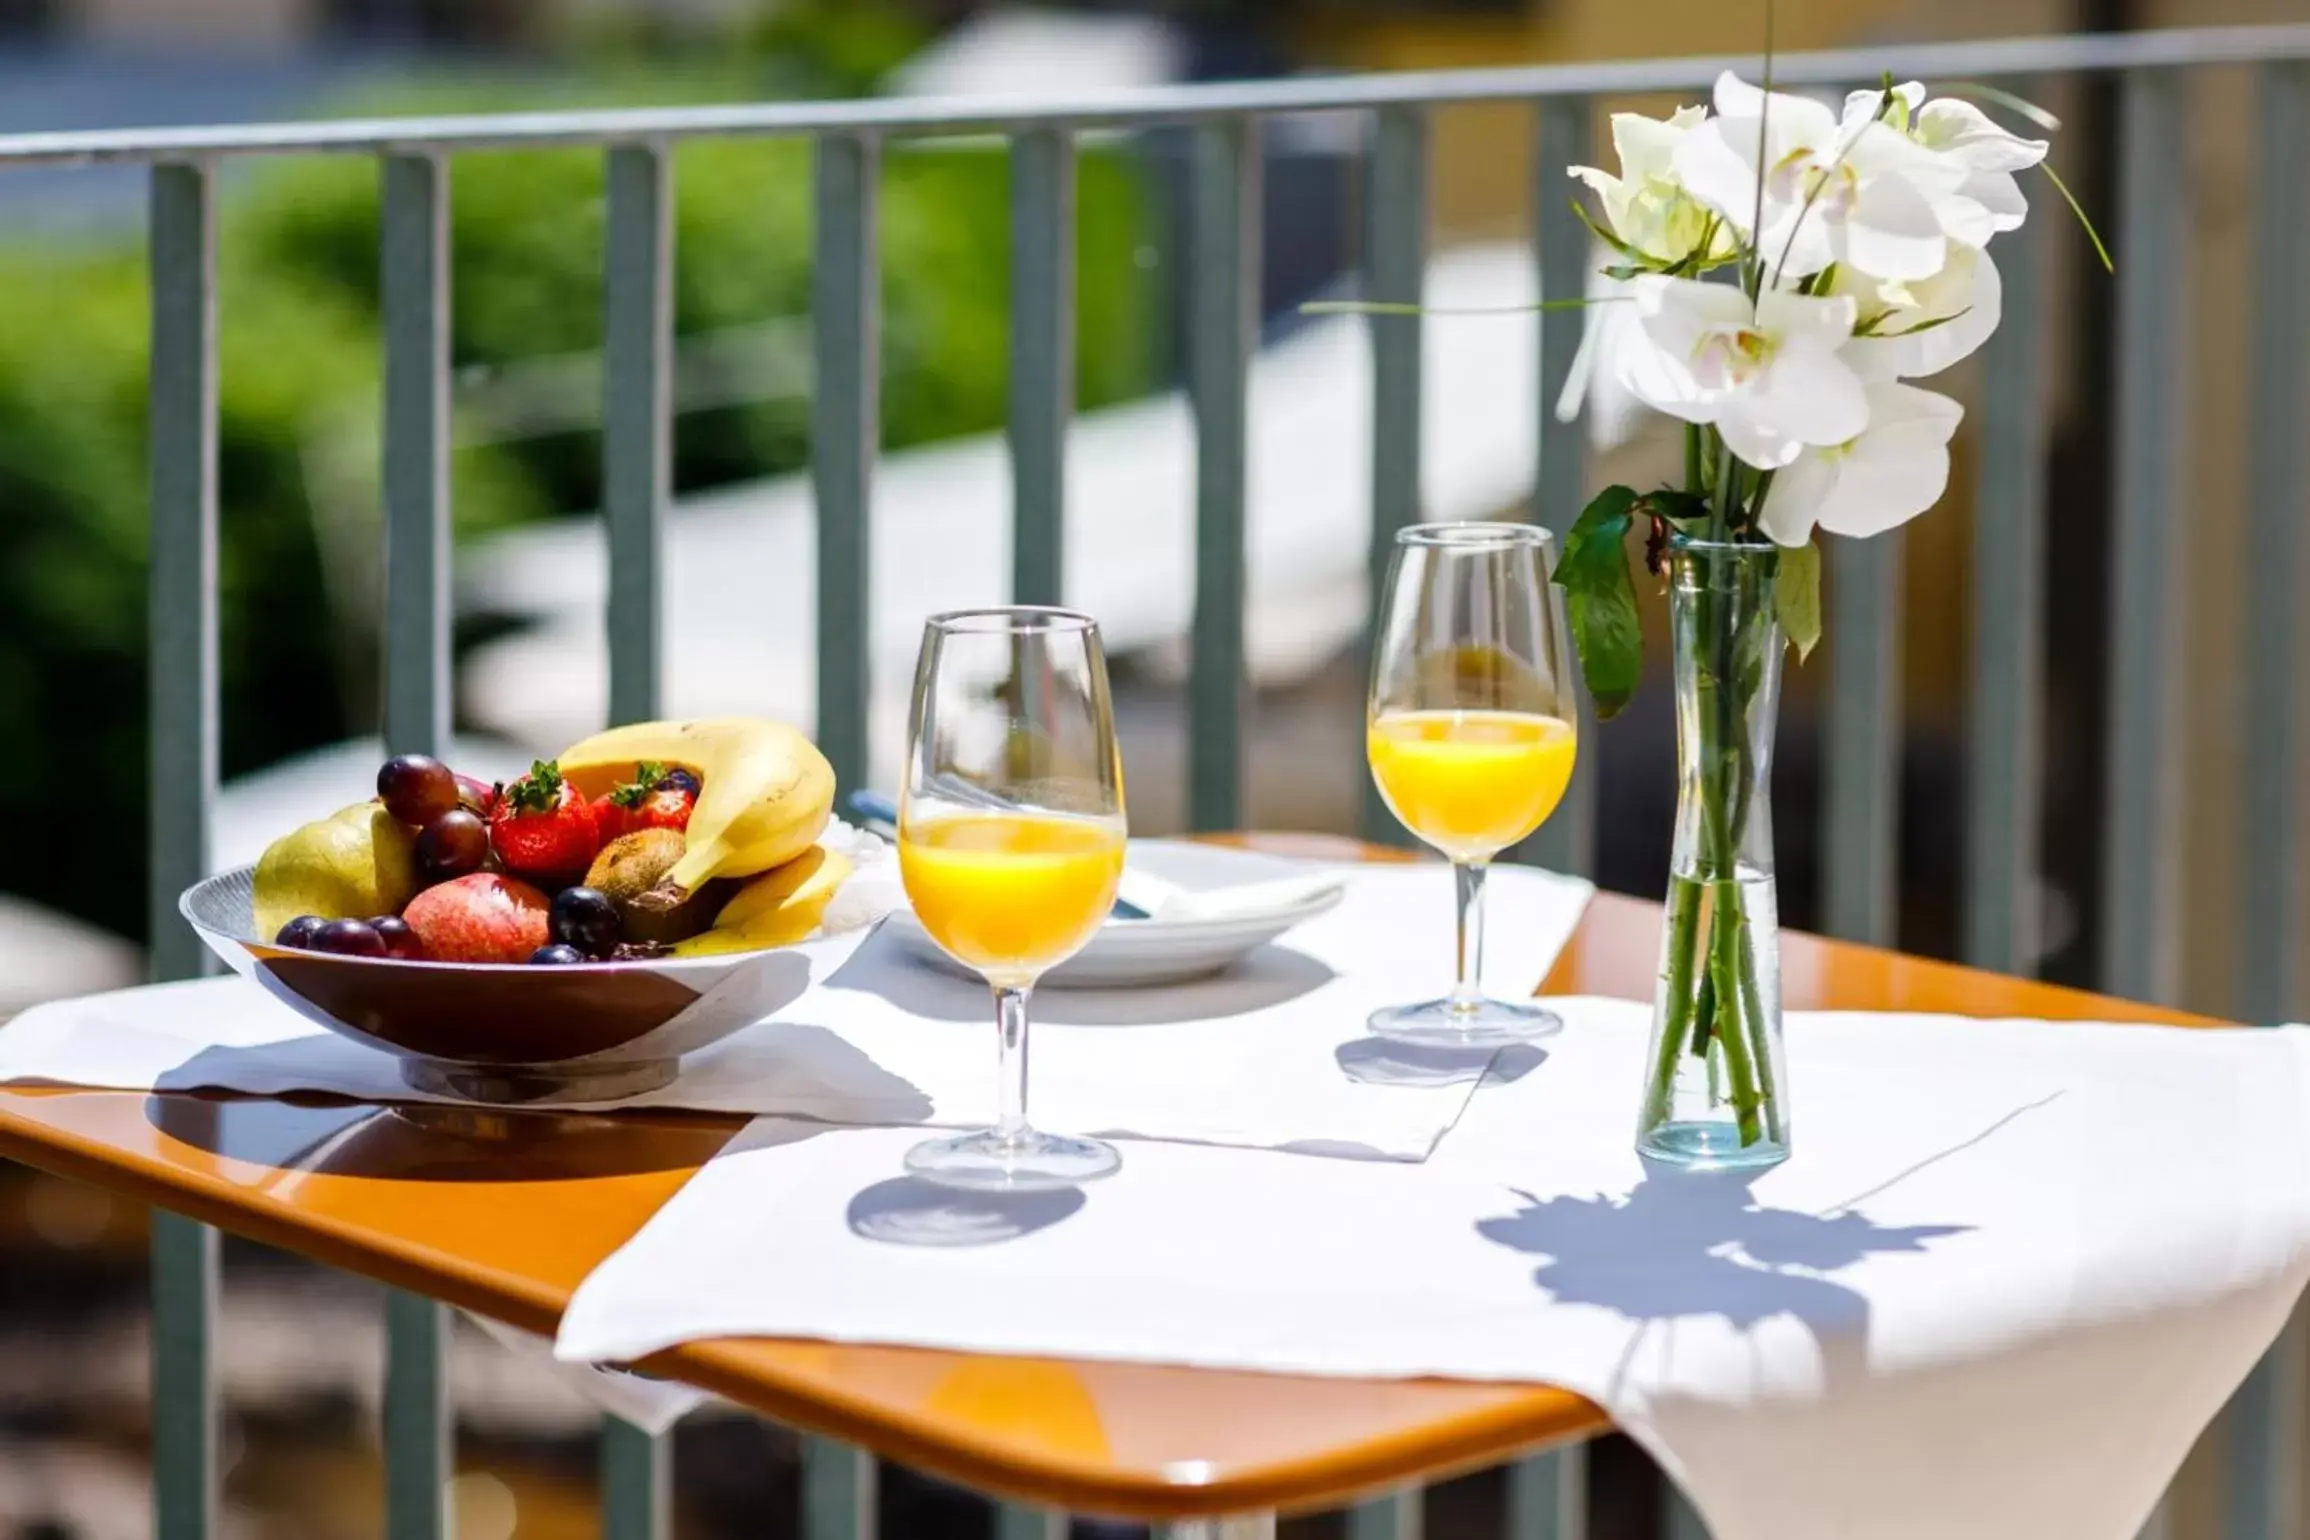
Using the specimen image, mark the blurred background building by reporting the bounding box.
[0,0,2304,1535]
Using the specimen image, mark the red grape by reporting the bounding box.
[368,915,424,961]
[312,919,387,957]
[275,915,327,949]
[418,808,490,883]
[378,754,458,826]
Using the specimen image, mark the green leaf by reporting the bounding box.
[1860,305,1973,340]
[1642,489,1711,527]
[1552,485,1646,719]
[1773,539,1822,662]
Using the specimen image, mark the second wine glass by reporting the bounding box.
[1366,522,1578,1046]
[897,607,1127,1191]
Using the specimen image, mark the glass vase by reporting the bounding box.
[1636,537,1790,1170]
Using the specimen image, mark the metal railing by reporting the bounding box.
[5,18,2303,1540]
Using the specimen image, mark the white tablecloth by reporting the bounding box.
[0,865,1592,1161]
[556,999,2310,1540]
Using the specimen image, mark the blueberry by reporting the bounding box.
[529,943,587,966]
[275,915,328,949]
[659,767,701,796]
[550,886,622,958]
[312,919,387,958]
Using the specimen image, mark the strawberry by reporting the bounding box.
[605,759,696,839]
[487,759,599,885]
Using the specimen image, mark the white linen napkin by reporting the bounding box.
[0,864,1593,1162]
[555,999,2310,1540]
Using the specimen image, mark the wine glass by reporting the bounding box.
[1366,522,1578,1046]
[897,607,1127,1190]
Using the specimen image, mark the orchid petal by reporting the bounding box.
[1916,98,2049,171]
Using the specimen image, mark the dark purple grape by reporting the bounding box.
[418,808,490,883]
[378,754,459,826]
[550,886,621,958]
[275,915,328,950]
[312,919,387,958]
[659,767,701,796]
[368,915,424,961]
[529,943,587,966]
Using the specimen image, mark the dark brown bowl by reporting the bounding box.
[181,866,869,1105]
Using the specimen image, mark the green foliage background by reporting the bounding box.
[0,85,1155,942]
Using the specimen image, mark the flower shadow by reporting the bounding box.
[1472,1095,2057,1395]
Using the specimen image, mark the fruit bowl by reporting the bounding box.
[180,865,875,1105]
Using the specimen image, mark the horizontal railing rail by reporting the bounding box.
[13,18,2304,1540]
[0,23,2302,163]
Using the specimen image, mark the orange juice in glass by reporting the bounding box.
[1366,525,1578,1046]
[899,811,1125,989]
[897,607,1128,1191]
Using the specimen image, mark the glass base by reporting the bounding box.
[905,1127,1121,1192]
[1366,996,1564,1050]
[1638,1118,1790,1171]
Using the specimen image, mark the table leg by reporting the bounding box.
[1158,1516,1278,1539]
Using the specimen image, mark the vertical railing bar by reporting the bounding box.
[2224,59,2310,1540]
[1158,1521,1277,1540]
[1823,531,1904,946]
[1359,103,1429,845]
[1527,93,1596,877]
[1188,114,1258,832]
[381,148,453,1540]
[383,1292,450,1540]
[382,151,451,761]
[1964,205,2048,974]
[995,1503,1068,1540]
[147,156,221,1540]
[1509,1443,1588,1540]
[600,143,676,1535]
[2100,67,2186,1006]
[802,1436,877,1540]
[603,140,672,729]
[812,131,880,794]
[1346,1486,1423,1540]
[2239,59,2308,1026]
[601,1417,671,1540]
[1009,125,1076,607]
[1665,1485,1712,1540]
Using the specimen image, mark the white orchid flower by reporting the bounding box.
[1845,82,2049,246]
[1671,72,1964,283]
[1759,382,1964,545]
[1613,275,1870,470]
[1833,243,2001,380]
[1568,106,1739,268]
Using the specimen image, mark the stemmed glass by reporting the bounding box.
[897,607,1128,1190]
[1365,522,1578,1046]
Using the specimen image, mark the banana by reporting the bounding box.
[672,846,854,957]
[559,718,835,892]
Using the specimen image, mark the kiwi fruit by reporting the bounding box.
[584,830,734,944]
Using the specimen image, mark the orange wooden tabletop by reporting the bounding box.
[0,837,2220,1521]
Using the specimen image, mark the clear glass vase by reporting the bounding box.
[1636,537,1791,1170]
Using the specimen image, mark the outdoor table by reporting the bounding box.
[0,836,2215,1524]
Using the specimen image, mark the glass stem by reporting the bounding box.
[993,984,1032,1144]
[1451,859,1489,1010]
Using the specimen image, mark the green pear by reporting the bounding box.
[251,802,421,940]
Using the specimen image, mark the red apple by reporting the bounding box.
[401,873,551,964]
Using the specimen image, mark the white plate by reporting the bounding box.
[882,839,1344,989]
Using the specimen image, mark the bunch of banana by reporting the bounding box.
[559,717,835,894]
